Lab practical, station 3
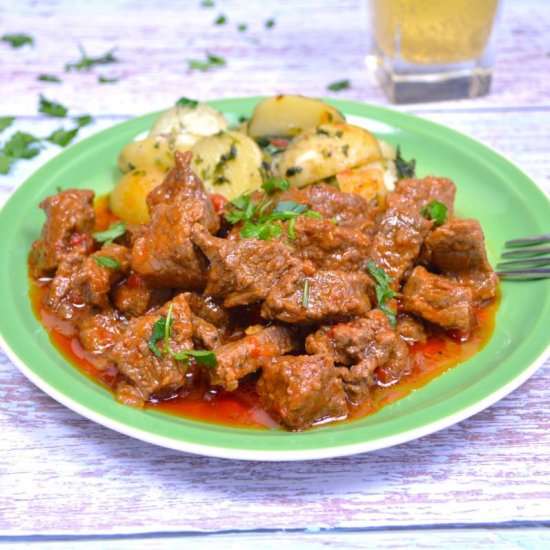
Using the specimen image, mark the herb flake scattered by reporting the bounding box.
[65,45,118,72]
[92,221,126,245]
[3,131,41,159]
[38,95,68,118]
[0,117,15,133]
[46,127,79,147]
[395,146,416,179]
[214,14,227,25]
[93,255,120,270]
[74,114,93,127]
[420,200,447,226]
[98,75,119,84]
[188,52,226,71]
[327,79,351,92]
[176,97,199,108]
[1,33,34,48]
[265,18,276,29]
[367,261,398,327]
[38,74,61,83]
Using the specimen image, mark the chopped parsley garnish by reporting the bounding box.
[46,127,79,147]
[395,146,416,179]
[265,18,276,29]
[0,117,15,133]
[188,52,226,71]
[93,255,120,270]
[262,177,290,194]
[98,75,119,84]
[225,183,322,242]
[212,143,237,184]
[327,79,351,92]
[38,95,68,118]
[420,200,447,226]
[92,221,126,245]
[214,14,227,25]
[38,74,61,83]
[201,0,215,6]
[237,23,248,32]
[65,45,118,72]
[1,33,34,48]
[147,305,217,368]
[301,279,310,308]
[176,97,199,108]
[367,261,398,327]
[74,114,93,127]
[0,155,14,175]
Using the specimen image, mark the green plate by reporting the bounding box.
[1,97,549,461]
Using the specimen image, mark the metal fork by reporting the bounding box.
[496,234,550,279]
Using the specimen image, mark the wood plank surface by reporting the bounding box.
[0,0,549,540]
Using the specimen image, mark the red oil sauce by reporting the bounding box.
[30,278,498,431]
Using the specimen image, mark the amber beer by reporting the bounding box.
[368,0,501,102]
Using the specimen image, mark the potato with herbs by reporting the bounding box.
[274,122,383,188]
[247,94,345,138]
[110,166,167,224]
[118,134,177,174]
[190,130,264,200]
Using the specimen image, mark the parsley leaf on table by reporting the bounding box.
[3,131,41,159]
[175,97,199,108]
[38,74,61,83]
[188,52,226,71]
[98,75,120,84]
[38,95,68,118]
[73,114,94,127]
[0,117,15,133]
[1,33,34,48]
[265,18,276,29]
[327,79,351,92]
[65,45,118,72]
[46,127,80,147]
[214,14,227,25]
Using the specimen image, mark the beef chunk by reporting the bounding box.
[72,244,131,310]
[306,309,410,403]
[210,325,297,391]
[43,253,87,320]
[423,218,498,302]
[131,199,209,289]
[387,176,456,217]
[77,309,127,368]
[190,313,221,349]
[256,355,348,431]
[262,269,372,325]
[275,183,377,235]
[191,224,301,308]
[290,216,372,271]
[147,150,219,234]
[396,314,427,344]
[30,189,95,278]
[369,207,432,285]
[402,266,475,331]
[188,293,230,330]
[112,273,171,317]
[111,293,195,406]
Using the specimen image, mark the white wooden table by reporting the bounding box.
[1,1,549,547]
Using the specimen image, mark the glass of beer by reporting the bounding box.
[366,0,502,103]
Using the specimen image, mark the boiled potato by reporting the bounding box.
[149,103,229,148]
[110,166,167,224]
[336,162,387,205]
[247,95,345,138]
[118,135,179,174]
[190,130,264,200]
[274,122,382,187]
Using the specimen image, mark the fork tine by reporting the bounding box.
[497,257,550,268]
[501,246,550,258]
[497,267,550,279]
[505,234,550,247]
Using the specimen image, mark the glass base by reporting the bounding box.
[367,55,493,103]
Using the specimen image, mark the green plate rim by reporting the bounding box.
[1,96,549,461]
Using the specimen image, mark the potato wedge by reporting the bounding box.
[190,130,264,200]
[118,135,178,174]
[247,95,345,138]
[274,122,382,187]
[110,166,167,225]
